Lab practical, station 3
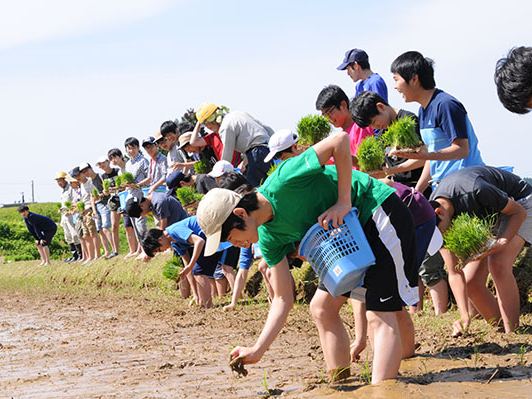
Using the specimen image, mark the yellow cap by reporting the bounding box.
[196,102,218,123]
[55,171,68,180]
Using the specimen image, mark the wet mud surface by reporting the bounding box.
[0,292,531,398]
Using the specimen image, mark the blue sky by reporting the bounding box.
[1,0,531,204]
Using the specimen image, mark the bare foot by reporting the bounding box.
[43,261,51,266]
[350,340,366,362]
[124,252,136,260]
[223,303,236,311]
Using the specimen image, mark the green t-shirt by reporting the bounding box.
[257,148,395,267]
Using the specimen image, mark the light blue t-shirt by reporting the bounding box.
[355,73,388,102]
[418,89,484,183]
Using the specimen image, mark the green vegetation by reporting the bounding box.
[266,163,279,177]
[102,179,111,192]
[382,116,421,149]
[357,136,385,172]
[194,158,212,174]
[121,172,135,184]
[296,114,331,145]
[176,186,198,205]
[162,256,183,281]
[443,213,494,266]
[76,202,85,212]
[92,188,99,198]
[115,174,123,188]
[64,201,72,211]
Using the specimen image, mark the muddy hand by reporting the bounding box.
[318,201,351,230]
[230,346,261,365]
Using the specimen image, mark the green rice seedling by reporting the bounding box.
[92,188,99,198]
[518,343,528,366]
[102,179,111,192]
[296,114,331,145]
[55,202,62,209]
[473,345,480,370]
[261,371,270,395]
[358,353,371,384]
[76,202,85,212]
[114,174,123,188]
[64,201,72,211]
[357,136,385,172]
[382,116,422,151]
[162,256,183,281]
[443,213,495,267]
[193,192,204,202]
[121,172,135,184]
[176,186,196,206]
[194,158,212,174]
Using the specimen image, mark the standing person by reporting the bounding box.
[159,122,195,175]
[337,48,388,101]
[80,162,113,259]
[494,46,532,114]
[124,137,150,259]
[195,103,274,187]
[197,131,419,384]
[142,136,168,195]
[390,51,484,193]
[431,166,532,334]
[18,205,58,266]
[54,171,81,262]
[315,85,374,168]
[71,166,99,264]
[96,156,120,257]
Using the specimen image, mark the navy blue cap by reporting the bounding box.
[142,136,156,147]
[336,48,369,70]
[70,166,81,177]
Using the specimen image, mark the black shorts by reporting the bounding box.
[318,194,419,311]
[107,195,120,212]
[122,213,133,228]
[219,246,240,268]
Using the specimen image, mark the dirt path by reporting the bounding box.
[0,292,531,398]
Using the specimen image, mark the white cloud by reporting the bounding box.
[0,0,178,50]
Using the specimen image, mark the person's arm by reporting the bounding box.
[179,234,204,281]
[158,218,168,230]
[393,138,469,161]
[350,299,367,362]
[190,121,208,147]
[384,159,425,175]
[415,161,431,193]
[312,132,352,229]
[148,177,166,196]
[230,257,293,364]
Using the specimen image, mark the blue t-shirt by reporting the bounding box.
[355,73,388,102]
[151,192,188,226]
[166,216,204,256]
[418,89,484,183]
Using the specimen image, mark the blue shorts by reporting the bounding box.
[192,251,222,277]
[96,202,111,230]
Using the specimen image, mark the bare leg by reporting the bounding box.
[92,234,100,259]
[42,246,51,265]
[397,308,415,359]
[428,279,449,315]
[225,269,249,311]
[110,211,120,253]
[79,237,89,261]
[195,274,213,308]
[488,236,524,332]
[100,228,112,256]
[36,244,45,265]
[409,277,424,313]
[222,264,236,291]
[464,259,501,326]
[124,226,138,258]
[367,310,402,384]
[310,289,350,372]
[215,277,228,297]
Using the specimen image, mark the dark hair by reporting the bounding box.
[353,59,370,70]
[177,121,194,135]
[429,200,442,226]
[220,192,260,241]
[125,197,146,218]
[160,121,178,137]
[391,51,436,90]
[218,172,253,193]
[107,148,123,159]
[18,205,29,213]
[349,91,390,128]
[141,228,164,257]
[124,137,139,148]
[274,143,297,160]
[495,46,532,114]
[315,84,349,111]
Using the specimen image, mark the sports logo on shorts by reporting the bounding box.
[333,265,342,277]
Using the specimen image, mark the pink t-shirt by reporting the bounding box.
[326,122,375,169]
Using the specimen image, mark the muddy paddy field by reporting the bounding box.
[0,257,531,398]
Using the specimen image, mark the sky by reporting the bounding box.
[1,0,531,205]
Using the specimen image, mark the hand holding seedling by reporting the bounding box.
[318,200,351,230]
[392,146,430,160]
[230,345,262,365]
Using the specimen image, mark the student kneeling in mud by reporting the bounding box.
[141,216,231,308]
[196,131,419,384]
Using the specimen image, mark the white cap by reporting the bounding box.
[196,188,242,256]
[264,129,299,163]
[78,162,91,171]
[96,156,108,165]
[208,160,234,178]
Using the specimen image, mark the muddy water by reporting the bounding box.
[0,293,531,398]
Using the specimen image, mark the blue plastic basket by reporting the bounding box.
[298,207,375,297]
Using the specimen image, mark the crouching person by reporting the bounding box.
[196,131,418,384]
[19,205,58,266]
[141,216,229,308]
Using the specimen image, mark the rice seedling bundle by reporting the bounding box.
[102,179,111,192]
[64,201,72,210]
[162,256,183,281]
[296,114,331,145]
[176,186,196,205]
[357,136,385,172]
[92,188,99,197]
[194,158,212,174]
[122,172,135,184]
[443,213,495,267]
[114,175,123,188]
[383,116,424,155]
[76,202,85,212]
